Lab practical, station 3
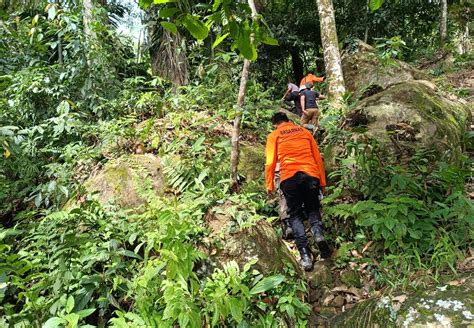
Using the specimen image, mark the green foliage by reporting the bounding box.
[325,135,473,280]
[375,36,407,66]
[139,0,278,60]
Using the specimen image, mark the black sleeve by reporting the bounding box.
[315,91,320,98]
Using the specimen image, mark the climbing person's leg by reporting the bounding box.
[300,108,317,126]
[280,172,312,271]
[302,173,331,258]
[275,171,293,240]
[309,108,319,128]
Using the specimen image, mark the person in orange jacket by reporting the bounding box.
[265,112,330,271]
[299,72,324,89]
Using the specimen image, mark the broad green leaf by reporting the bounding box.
[154,0,176,3]
[237,23,257,60]
[138,0,153,8]
[182,14,209,40]
[64,313,80,327]
[160,21,177,34]
[250,274,285,294]
[65,295,74,314]
[159,7,179,18]
[262,37,279,46]
[43,317,65,328]
[76,308,95,319]
[212,33,230,49]
[117,249,143,260]
[369,0,384,11]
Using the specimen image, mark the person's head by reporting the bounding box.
[271,112,289,128]
[305,82,313,89]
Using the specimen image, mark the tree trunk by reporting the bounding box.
[230,0,258,190]
[364,0,370,43]
[56,0,63,64]
[316,0,346,108]
[440,0,448,45]
[290,49,304,83]
[460,23,469,54]
[146,7,189,87]
[83,0,94,39]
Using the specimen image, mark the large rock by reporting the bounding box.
[84,154,164,209]
[205,202,300,275]
[329,276,474,327]
[345,80,470,158]
[341,41,426,99]
[239,142,265,182]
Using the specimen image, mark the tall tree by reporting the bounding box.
[230,0,258,190]
[83,0,94,39]
[440,0,448,45]
[316,0,346,107]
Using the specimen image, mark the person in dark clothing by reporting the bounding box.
[265,112,331,271]
[300,82,326,127]
[284,90,303,116]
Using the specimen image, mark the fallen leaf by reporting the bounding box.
[448,278,466,286]
[392,295,407,303]
[322,294,335,306]
[351,250,362,258]
[362,241,374,254]
[331,285,349,293]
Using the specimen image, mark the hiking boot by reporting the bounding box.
[282,219,294,240]
[312,225,331,259]
[300,248,313,271]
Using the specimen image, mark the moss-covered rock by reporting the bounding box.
[340,270,362,288]
[308,261,334,289]
[341,42,426,99]
[205,203,300,276]
[239,142,265,182]
[346,80,470,159]
[329,275,474,327]
[84,154,164,210]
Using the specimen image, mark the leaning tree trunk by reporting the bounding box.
[316,0,346,108]
[440,0,448,45]
[230,0,258,190]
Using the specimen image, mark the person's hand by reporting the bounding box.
[303,109,309,116]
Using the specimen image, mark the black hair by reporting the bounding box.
[271,112,289,125]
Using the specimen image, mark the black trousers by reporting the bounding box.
[280,171,323,252]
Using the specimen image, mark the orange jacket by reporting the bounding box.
[265,122,326,192]
[299,74,324,87]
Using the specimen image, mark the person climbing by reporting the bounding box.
[265,112,331,271]
[300,82,326,128]
[282,79,300,100]
[275,162,293,240]
[282,79,303,116]
[299,72,324,89]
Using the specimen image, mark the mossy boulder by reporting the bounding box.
[84,154,164,210]
[341,42,426,99]
[308,261,333,289]
[239,142,265,182]
[205,203,300,276]
[329,276,474,327]
[345,80,470,159]
[340,270,362,288]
